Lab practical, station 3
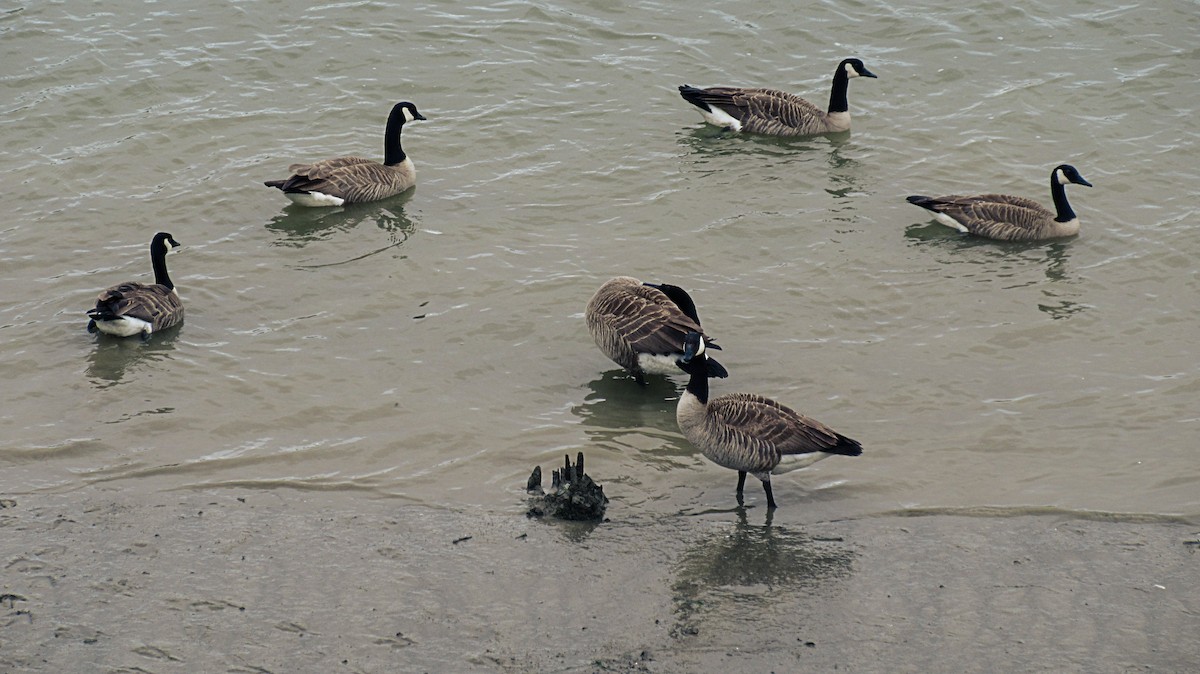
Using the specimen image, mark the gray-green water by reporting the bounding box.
[3,0,1198,523]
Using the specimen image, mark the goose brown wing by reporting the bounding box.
[699,87,826,135]
[277,161,414,203]
[632,287,705,354]
[269,156,377,196]
[971,193,1048,212]
[592,284,701,355]
[734,88,825,133]
[928,194,1056,240]
[710,393,857,457]
[701,393,792,473]
[315,162,414,203]
[91,282,183,330]
[288,156,374,180]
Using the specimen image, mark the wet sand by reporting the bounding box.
[2,489,1197,673]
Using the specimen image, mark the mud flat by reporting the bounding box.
[1,490,1196,673]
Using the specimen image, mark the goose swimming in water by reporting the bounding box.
[87,232,184,339]
[906,164,1093,241]
[265,101,426,207]
[678,58,878,136]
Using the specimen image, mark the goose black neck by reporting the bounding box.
[651,284,701,326]
[151,244,174,290]
[684,360,710,404]
[1050,173,1076,222]
[827,67,851,114]
[383,112,408,166]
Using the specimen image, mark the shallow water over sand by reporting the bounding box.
[3,1,1200,671]
[2,1,1198,522]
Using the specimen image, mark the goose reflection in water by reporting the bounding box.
[85,326,182,388]
[572,371,694,472]
[900,231,1089,320]
[576,370,681,431]
[266,195,417,249]
[1034,241,1091,319]
[670,507,854,637]
[676,125,843,155]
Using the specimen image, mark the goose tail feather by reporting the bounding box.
[827,435,863,457]
[678,85,713,112]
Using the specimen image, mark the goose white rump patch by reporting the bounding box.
[932,212,970,232]
[771,451,835,475]
[699,106,742,132]
[285,191,345,208]
[93,317,153,337]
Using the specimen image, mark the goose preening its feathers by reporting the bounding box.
[906,164,1093,241]
[265,101,426,207]
[585,276,728,386]
[87,232,184,339]
[675,332,862,509]
[678,58,877,136]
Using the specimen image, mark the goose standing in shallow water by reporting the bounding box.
[585,276,728,386]
[675,332,862,509]
[87,232,184,339]
[678,58,877,136]
[264,101,426,207]
[906,164,1093,241]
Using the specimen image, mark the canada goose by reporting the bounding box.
[585,276,728,386]
[906,164,1093,241]
[264,101,426,207]
[87,232,184,339]
[678,58,877,136]
[675,332,862,509]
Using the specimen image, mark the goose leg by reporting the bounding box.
[736,470,747,496]
[761,478,778,510]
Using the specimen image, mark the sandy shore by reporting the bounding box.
[1,489,1197,673]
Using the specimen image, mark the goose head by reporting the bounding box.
[393,101,427,125]
[152,232,181,254]
[676,331,728,377]
[842,58,877,79]
[1054,164,1092,188]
